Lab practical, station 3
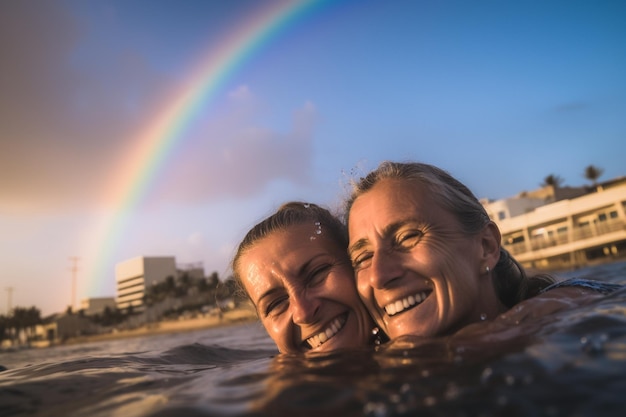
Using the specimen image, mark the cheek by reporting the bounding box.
[264,318,288,346]
[356,273,373,301]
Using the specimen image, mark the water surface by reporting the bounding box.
[2,261,626,417]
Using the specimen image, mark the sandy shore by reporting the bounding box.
[59,306,259,346]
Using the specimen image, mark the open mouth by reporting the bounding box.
[384,291,431,317]
[303,313,348,350]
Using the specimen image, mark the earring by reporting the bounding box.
[485,266,490,274]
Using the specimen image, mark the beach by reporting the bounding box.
[48,305,259,347]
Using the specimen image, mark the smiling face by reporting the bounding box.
[238,223,374,354]
[348,178,503,339]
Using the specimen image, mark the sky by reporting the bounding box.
[1,0,625,316]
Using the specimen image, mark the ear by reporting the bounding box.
[479,221,501,268]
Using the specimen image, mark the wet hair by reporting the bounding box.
[345,161,554,307]
[231,202,349,302]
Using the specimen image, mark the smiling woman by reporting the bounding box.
[231,202,378,354]
[345,161,623,341]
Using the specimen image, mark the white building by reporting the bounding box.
[80,297,116,316]
[483,177,626,271]
[115,256,177,312]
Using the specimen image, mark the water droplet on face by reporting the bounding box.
[309,236,316,241]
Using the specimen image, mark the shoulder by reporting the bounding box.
[540,277,623,295]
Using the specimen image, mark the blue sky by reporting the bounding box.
[1,0,625,315]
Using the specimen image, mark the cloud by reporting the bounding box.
[0,3,319,213]
[0,1,170,213]
[152,87,318,204]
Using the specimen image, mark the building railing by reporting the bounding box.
[504,218,626,255]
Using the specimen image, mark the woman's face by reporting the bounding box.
[238,223,374,354]
[348,178,502,339]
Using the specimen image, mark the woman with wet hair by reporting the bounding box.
[232,202,381,354]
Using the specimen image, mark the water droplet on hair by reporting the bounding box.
[480,313,487,321]
[303,203,310,208]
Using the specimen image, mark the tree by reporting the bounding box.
[541,174,564,187]
[7,306,42,342]
[206,272,220,289]
[584,165,604,185]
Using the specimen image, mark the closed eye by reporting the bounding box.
[264,295,288,317]
[396,229,423,248]
[307,264,331,286]
[351,251,372,271]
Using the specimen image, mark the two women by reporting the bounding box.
[233,161,619,353]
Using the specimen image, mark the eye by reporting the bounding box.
[307,264,331,286]
[351,251,372,271]
[264,295,288,317]
[395,229,423,248]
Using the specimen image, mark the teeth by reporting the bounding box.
[385,292,428,316]
[306,315,346,349]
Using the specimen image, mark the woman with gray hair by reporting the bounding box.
[345,161,620,340]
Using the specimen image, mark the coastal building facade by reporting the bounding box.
[115,256,177,312]
[483,178,626,271]
[80,297,116,316]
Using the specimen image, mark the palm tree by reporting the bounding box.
[541,174,564,188]
[583,165,604,185]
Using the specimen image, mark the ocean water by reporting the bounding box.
[2,261,626,417]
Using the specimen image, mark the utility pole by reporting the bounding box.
[5,287,13,316]
[69,256,80,311]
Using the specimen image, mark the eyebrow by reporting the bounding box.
[257,286,284,310]
[348,220,410,258]
[255,253,326,306]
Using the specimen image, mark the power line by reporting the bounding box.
[5,287,13,315]
[69,256,80,311]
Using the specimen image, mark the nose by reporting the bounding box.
[369,250,404,289]
[291,291,320,324]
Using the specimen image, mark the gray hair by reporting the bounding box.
[345,161,554,307]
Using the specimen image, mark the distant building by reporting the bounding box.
[80,297,116,316]
[482,177,626,270]
[115,256,177,312]
[35,313,95,344]
[176,262,205,281]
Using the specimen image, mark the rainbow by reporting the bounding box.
[84,0,330,298]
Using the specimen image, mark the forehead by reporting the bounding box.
[350,178,442,226]
[239,223,344,298]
